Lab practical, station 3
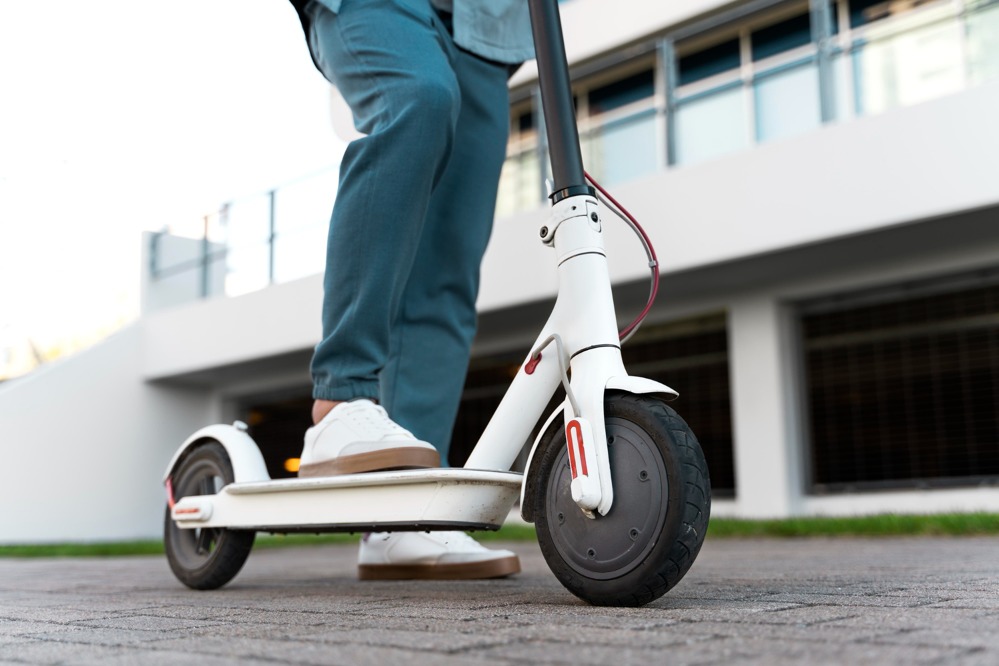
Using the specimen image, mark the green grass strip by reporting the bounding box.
[0,541,166,558]
[2,514,997,558]
[706,512,999,538]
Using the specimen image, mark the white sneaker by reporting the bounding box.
[298,399,440,478]
[358,531,521,580]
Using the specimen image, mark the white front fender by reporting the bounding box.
[519,402,567,521]
[162,423,270,484]
[605,375,678,400]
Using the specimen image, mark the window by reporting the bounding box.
[496,103,543,218]
[674,87,750,165]
[678,39,741,85]
[850,0,890,27]
[673,7,824,164]
[589,70,655,115]
[581,68,659,186]
[848,0,933,27]
[499,62,660,214]
[754,62,821,142]
[752,12,813,61]
[851,2,965,115]
[496,0,991,209]
[967,1,999,85]
[802,278,999,492]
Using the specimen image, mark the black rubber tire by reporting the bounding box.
[164,441,255,590]
[531,392,711,606]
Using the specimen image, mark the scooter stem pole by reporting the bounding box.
[528,0,588,199]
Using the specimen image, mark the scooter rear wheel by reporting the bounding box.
[531,393,710,606]
[164,441,255,590]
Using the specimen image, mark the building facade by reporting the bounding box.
[2,0,998,542]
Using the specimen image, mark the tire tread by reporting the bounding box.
[533,393,711,607]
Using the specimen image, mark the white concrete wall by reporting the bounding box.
[141,82,999,383]
[141,273,322,381]
[0,325,216,543]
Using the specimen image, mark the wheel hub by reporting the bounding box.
[545,416,669,580]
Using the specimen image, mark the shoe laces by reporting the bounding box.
[346,401,413,439]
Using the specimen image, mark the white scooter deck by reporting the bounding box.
[170,468,522,534]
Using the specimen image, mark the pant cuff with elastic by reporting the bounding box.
[312,379,380,403]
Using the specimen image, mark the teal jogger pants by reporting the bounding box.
[305,0,511,461]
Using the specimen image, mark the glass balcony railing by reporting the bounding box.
[670,0,998,167]
[148,0,999,305]
[147,169,337,304]
[581,107,661,187]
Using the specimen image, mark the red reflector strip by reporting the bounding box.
[566,420,587,478]
[566,427,579,478]
[175,507,201,516]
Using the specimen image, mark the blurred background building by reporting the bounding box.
[2,0,998,542]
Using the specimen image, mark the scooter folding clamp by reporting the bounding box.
[539,195,599,246]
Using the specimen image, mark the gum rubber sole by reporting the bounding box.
[358,554,521,580]
[297,447,441,478]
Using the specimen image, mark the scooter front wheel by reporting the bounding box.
[531,393,710,606]
[164,441,255,590]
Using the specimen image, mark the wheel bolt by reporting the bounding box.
[639,470,649,481]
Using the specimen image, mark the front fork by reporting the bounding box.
[537,194,628,517]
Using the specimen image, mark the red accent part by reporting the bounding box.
[584,170,659,341]
[566,424,579,478]
[566,419,588,478]
[524,352,542,375]
[165,478,176,510]
[175,507,200,516]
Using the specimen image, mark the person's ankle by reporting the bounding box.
[312,399,344,425]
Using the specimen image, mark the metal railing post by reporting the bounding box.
[811,0,837,124]
[268,189,277,285]
[200,215,210,298]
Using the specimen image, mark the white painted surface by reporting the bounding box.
[0,326,216,543]
[727,296,805,518]
[141,273,323,381]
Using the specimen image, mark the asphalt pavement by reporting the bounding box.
[1,536,998,665]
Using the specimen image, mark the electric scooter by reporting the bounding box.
[163,0,711,607]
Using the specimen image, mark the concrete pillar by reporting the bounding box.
[728,295,806,518]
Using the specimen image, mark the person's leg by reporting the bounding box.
[299,0,461,475]
[307,0,462,408]
[379,44,511,463]
[301,2,521,579]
